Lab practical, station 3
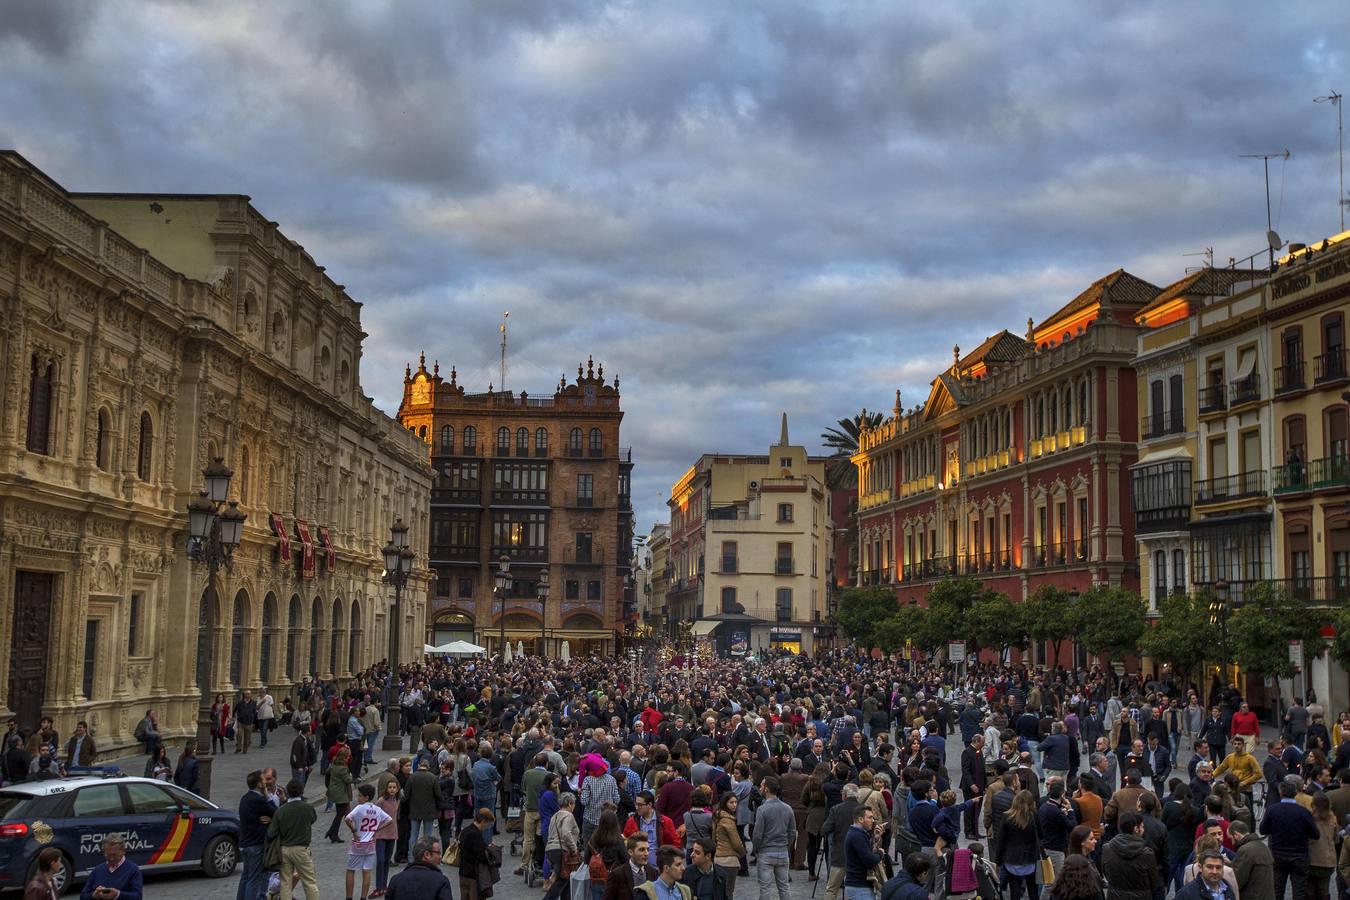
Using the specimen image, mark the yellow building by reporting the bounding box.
[1266,234,1350,706]
[666,416,832,655]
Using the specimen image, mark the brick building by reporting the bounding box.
[852,270,1153,665]
[397,355,634,656]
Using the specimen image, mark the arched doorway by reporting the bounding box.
[286,595,302,681]
[260,593,277,685]
[430,611,474,647]
[562,612,607,657]
[230,589,249,688]
[349,600,363,675]
[331,597,345,677]
[196,588,216,692]
[310,597,324,677]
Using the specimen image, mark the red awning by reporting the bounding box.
[270,514,291,562]
[295,520,316,580]
[318,526,336,575]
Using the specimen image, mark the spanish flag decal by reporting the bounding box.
[149,816,194,864]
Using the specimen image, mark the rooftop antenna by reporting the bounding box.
[1182,247,1215,272]
[1314,91,1345,233]
[1241,149,1290,270]
[499,311,510,393]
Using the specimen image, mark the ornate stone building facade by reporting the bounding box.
[0,152,431,756]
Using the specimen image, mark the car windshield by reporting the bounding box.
[0,793,35,820]
[164,786,214,811]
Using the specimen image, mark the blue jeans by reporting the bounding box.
[236,844,266,900]
[1169,732,1182,764]
[365,731,380,762]
[376,838,396,890]
[845,887,876,900]
[410,818,437,845]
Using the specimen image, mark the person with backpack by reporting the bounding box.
[623,791,679,866]
[683,786,715,863]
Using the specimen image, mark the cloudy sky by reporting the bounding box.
[4,1,1349,533]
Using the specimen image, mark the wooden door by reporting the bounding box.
[8,572,53,732]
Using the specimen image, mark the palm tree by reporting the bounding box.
[821,411,884,490]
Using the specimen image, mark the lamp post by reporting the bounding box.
[1211,579,1231,694]
[185,457,247,800]
[536,567,550,657]
[495,555,512,659]
[381,519,414,751]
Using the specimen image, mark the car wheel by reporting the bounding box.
[202,834,238,877]
[28,852,73,895]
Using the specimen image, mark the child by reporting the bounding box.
[344,783,392,900]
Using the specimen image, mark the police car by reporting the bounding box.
[0,775,239,894]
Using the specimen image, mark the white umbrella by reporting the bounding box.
[503,642,513,664]
[516,641,525,659]
[423,643,441,655]
[436,640,484,656]
[560,640,571,663]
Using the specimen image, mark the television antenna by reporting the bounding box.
[1240,149,1290,270]
[1182,247,1214,271]
[1314,91,1345,232]
[499,310,510,394]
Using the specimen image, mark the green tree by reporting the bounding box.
[1228,582,1327,679]
[917,576,983,652]
[1076,585,1147,665]
[1023,585,1075,665]
[1139,592,1217,686]
[1330,606,1350,673]
[875,604,929,655]
[834,586,899,648]
[967,592,1026,659]
[820,411,885,491]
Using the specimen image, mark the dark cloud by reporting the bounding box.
[2,0,1349,532]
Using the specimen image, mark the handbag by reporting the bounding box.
[263,835,282,871]
[1036,854,1056,886]
[443,840,461,867]
[569,864,591,900]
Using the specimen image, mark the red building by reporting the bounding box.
[851,270,1155,665]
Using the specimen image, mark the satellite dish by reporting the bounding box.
[1267,230,1283,251]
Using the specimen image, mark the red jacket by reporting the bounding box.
[641,707,664,734]
[623,811,679,848]
[1230,711,1259,738]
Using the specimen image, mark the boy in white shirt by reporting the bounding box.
[344,783,392,900]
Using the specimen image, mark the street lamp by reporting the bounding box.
[1212,578,1231,693]
[381,519,415,751]
[536,567,549,657]
[495,555,512,659]
[185,458,246,800]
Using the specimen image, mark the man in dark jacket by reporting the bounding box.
[843,807,883,895]
[1036,778,1078,874]
[1258,780,1319,900]
[386,836,454,899]
[960,735,987,840]
[880,852,931,900]
[236,770,272,900]
[1175,849,1233,900]
[681,838,726,900]
[1101,812,1160,900]
[1229,821,1274,900]
[822,786,860,900]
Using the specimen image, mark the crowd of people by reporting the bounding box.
[216,646,1350,900]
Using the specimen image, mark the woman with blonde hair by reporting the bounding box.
[996,790,1042,900]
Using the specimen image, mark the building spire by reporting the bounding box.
[779,412,790,446]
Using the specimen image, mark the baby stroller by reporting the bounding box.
[506,787,524,856]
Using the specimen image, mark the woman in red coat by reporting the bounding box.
[209,693,231,755]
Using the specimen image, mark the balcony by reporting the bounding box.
[1315,348,1348,384]
[860,489,892,510]
[429,545,480,563]
[535,446,549,458]
[902,556,957,582]
[775,558,794,575]
[1274,361,1305,395]
[563,490,610,509]
[899,473,937,499]
[1198,383,1227,414]
[1194,471,1267,505]
[1141,410,1186,439]
[566,446,584,458]
[589,447,604,458]
[1273,455,1350,494]
[1230,373,1261,406]
[494,444,512,457]
[431,486,482,505]
[491,487,550,506]
[562,546,606,565]
[451,444,481,457]
[490,545,548,564]
[1194,576,1350,607]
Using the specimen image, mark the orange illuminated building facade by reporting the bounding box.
[397,355,634,656]
[852,270,1155,665]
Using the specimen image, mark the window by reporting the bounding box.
[589,428,602,454]
[496,427,510,451]
[95,409,111,470]
[26,355,53,454]
[1321,313,1346,381]
[1327,407,1348,460]
[776,542,793,574]
[418,425,427,440]
[587,580,601,601]
[126,782,179,815]
[777,503,793,523]
[577,474,593,505]
[1209,437,1228,479]
[163,786,213,811]
[443,510,479,548]
[128,592,142,655]
[73,784,124,818]
[1172,549,1186,594]
[463,426,477,450]
[776,588,793,622]
[721,586,738,613]
[618,472,630,499]
[575,532,593,563]
[517,427,529,452]
[721,541,738,573]
[780,457,792,468]
[458,577,474,599]
[535,427,548,452]
[569,428,582,452]
[1078,380,1089,426]
[436,572,450,597]
[82,620,98,700]
[441,426,453,453]
[566,580,580,600]
[1153,550,1167,602]
[137,412,153,480]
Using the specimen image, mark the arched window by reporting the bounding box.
[230,591,247,687]
[137,412,154,480]
[535,427,548,452]
[463,426,477,450]
[418,425,427,440]
[1048,393,1058,434]
[260,593,276,683]
[441,426,453,453]
[95,408,111,470]
[1078,379,1090,426]
[196,589,213,692]
[240,445,251,504]
[589,428,602,453]
[330,597,344,675]
[516,427,528,452]
[310,598,324,676]
[348,601,362,674]
[26,354,54,455]
[569,428,582,452]
[496,427,510,451]
[286,595,301,681]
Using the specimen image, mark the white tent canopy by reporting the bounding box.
[432,640,485,656]
[423,643,441,655]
